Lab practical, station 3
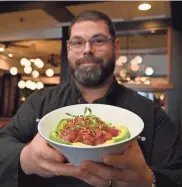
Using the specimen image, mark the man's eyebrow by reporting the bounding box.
[70,36,83,40]
[69,33,108,40]
[91,33,108,38]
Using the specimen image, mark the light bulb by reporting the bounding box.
[8,53,13,57]
[130,64,139,72]
[25,80,32,89]
[120,56,127,63]
[134,56,142,64]
[34,58,44,68]
[30,82,37,90]
[32,70,39,78]
[0,47,4,52]
[18,80,26,89]
[20,58,31,66]
[21,97,26,101]
[24,66,32,74]
[138,3,151,11]
[116,56,128,66]
[145,67,154,76]
[10,67,18,75]
[144,80,151,85]
[130,59,138,65]
[36,82,44,89]
[46,69,54,77]
[30,59,35,62]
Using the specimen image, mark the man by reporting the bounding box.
[0,10,182,187]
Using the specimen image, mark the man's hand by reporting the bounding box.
[77,140,153,187]
[20,133,81,178]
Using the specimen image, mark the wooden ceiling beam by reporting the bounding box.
[0,2,100,22]
[115,18,171,36]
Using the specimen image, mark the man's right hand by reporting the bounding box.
[20,133,81,178]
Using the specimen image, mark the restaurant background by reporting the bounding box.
[0,1,182,127]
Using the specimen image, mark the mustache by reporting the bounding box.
[75,56,103,66]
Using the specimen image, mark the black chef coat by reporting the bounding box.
[0,80,182,187]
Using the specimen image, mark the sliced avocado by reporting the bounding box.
[56,119,69,133]
[113,126,130,143]
[49,131,71,145]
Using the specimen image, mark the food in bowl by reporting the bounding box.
[49,107,130,146]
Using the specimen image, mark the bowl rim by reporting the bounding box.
[38,103,144,149]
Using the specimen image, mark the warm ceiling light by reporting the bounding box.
[46,68,54,77]
[130,64,139,72]
[10,67,18,75]
[8,53,13,57]
[151,30,156,33]
[18,80,26,89]
[30,82,37,90]
[20,58,30,66]
[144,80,151,85]
[160,94,164,100]
[119,70,126,78]
[116,56,128,66]
[24,66,32,74]
[0,47,4,52]
[140,77,147,82]
[138,3,151,11]
[145,67,154,76]
[25,80,32,89]
[130,59,138,65]
[30,59,35,62]
[32,70,39,78]
[21,97,26,101]
[126,77,130,81]
[120,56,127,63]
[34,58,44,68]
[36,82,44,90]
[134,56,143,64]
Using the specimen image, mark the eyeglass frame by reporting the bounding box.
[67,35,114,52]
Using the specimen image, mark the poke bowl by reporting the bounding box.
[38,104,144,166]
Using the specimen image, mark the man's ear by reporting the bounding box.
[67,44,71,52]
[114,38,121,58]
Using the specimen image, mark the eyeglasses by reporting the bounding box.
[67,35,113,53]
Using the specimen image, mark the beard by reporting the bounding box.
[70,54,115,87]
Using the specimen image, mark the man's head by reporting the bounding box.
[67,10,120,87]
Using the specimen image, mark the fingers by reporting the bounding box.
[81,161,116,180]
[39,160,81,177]
[80,161,139,183]
[77,170,109,187]
[103,154,132,169]
[103,141,144,170]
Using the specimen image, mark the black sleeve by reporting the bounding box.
[0,93,37,187]
[151,106,182,187]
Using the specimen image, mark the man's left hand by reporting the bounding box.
[76,140,153,187]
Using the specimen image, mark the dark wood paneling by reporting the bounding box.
[171,1,182,31]
[60,26,70,83]
[0,74,20,117]
[166,28,182,124]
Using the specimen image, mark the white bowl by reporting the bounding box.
[38,104,144,166]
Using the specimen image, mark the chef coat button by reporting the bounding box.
[141,137,146,141]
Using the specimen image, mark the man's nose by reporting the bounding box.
[83,42,94,55]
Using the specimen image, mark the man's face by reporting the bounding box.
[67,20,120,87]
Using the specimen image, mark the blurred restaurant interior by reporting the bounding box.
[0,1,182,128]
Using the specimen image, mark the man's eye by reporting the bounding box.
[92,38,105,44]
[72,40,83,45]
